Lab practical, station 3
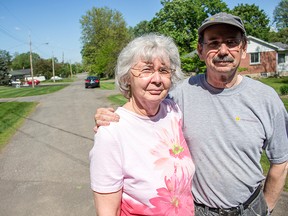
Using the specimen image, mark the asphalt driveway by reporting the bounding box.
[0,73,287,215]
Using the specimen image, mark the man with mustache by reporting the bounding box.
[94,12,288,216]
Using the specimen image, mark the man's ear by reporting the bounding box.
[197,43,204,61]
[241,42,248,59]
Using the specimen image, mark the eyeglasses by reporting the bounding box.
[130,66,175,78]
[202,39,242,50]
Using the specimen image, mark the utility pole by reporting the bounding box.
[69,60,72,77]
[29,34,35,88]
[52,51,55,82]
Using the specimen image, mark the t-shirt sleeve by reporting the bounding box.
[89,127,123,193]
[265,106,288,164]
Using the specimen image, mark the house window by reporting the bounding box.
[250,53,260,64]
[278,54,285,63]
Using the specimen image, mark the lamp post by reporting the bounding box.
[29,35,48,88]
[29,35,35,88]
[52,51,55,82]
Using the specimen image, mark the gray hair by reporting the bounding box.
[115,33,183,99]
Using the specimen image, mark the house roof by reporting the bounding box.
[270,42,288,50]
[248,36,288,51]
[9,69,31,76]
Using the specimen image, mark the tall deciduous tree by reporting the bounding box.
[231,4,270,41]
[149,0,228,55]
[80,7,131,78]
[268,28,288,43]
[11,52,41,70]
[133,21,152,37]
[273,0,288,30]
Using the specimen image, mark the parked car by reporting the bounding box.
[50,76,63,81]
[85,76,100,88]
[26,79,40,85]
[9,79,22,86]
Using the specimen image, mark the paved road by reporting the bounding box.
[0,73,287,215]
[0,73,118,216]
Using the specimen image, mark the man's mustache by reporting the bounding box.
[213,56,234,63]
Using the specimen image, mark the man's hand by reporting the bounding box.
[93,107,120,132]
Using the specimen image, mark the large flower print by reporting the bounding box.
[150,117,194,178]
[149,172,194,215]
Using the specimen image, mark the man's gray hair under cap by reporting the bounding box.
[198,12,246,35]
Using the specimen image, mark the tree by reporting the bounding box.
[0,58,10,85]
[11,52,41,70]
[34,59,52,77]
[80,7,131,78]
[132,20,152,37]
[231,4,270,41]
[0,50,12,70]
[149,0,229,55]
[268,28,288,43]
[273,0,288,30]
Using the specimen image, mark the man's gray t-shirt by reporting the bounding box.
[169,74,288,208]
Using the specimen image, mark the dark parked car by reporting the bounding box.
[85,76,100,88]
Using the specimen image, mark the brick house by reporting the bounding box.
[239,36,288,77]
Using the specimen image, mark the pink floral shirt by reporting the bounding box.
[90,99,195,215]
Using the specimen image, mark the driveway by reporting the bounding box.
[0,73,287,216]
[0,73,118,216]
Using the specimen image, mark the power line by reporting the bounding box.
[0,24,27,45]
[0,1,32,32]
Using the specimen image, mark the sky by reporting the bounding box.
[0,0,281,64]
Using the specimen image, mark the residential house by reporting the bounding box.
[9,69,31,80]
[9,69,46,81]
[240,36,288,77]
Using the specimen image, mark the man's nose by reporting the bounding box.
[218,43,230,54]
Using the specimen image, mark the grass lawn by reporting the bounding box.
[108,94,128,106]
[100,81,128,106]
[0,102,38,150]
[257,76,288,94]
[100,81,117,90]
[0,85,68,98]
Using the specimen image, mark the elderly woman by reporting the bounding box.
[89,33,195,215]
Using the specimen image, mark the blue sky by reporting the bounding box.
[0,0,281,64]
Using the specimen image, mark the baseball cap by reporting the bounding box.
[198,12,246,35]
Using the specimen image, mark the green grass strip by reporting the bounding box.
[0,102,38,150]
[0,85,68,98]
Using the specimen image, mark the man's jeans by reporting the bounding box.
[194,190,269,216]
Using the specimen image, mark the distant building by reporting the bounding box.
[240,36,288,77]
[9,69,31,80]
[9,69,45,81]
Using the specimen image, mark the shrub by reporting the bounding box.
[280,85,288,95]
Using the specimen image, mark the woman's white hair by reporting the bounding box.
[115,33,184,99]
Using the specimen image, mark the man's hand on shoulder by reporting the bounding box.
[94,107,120,133]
